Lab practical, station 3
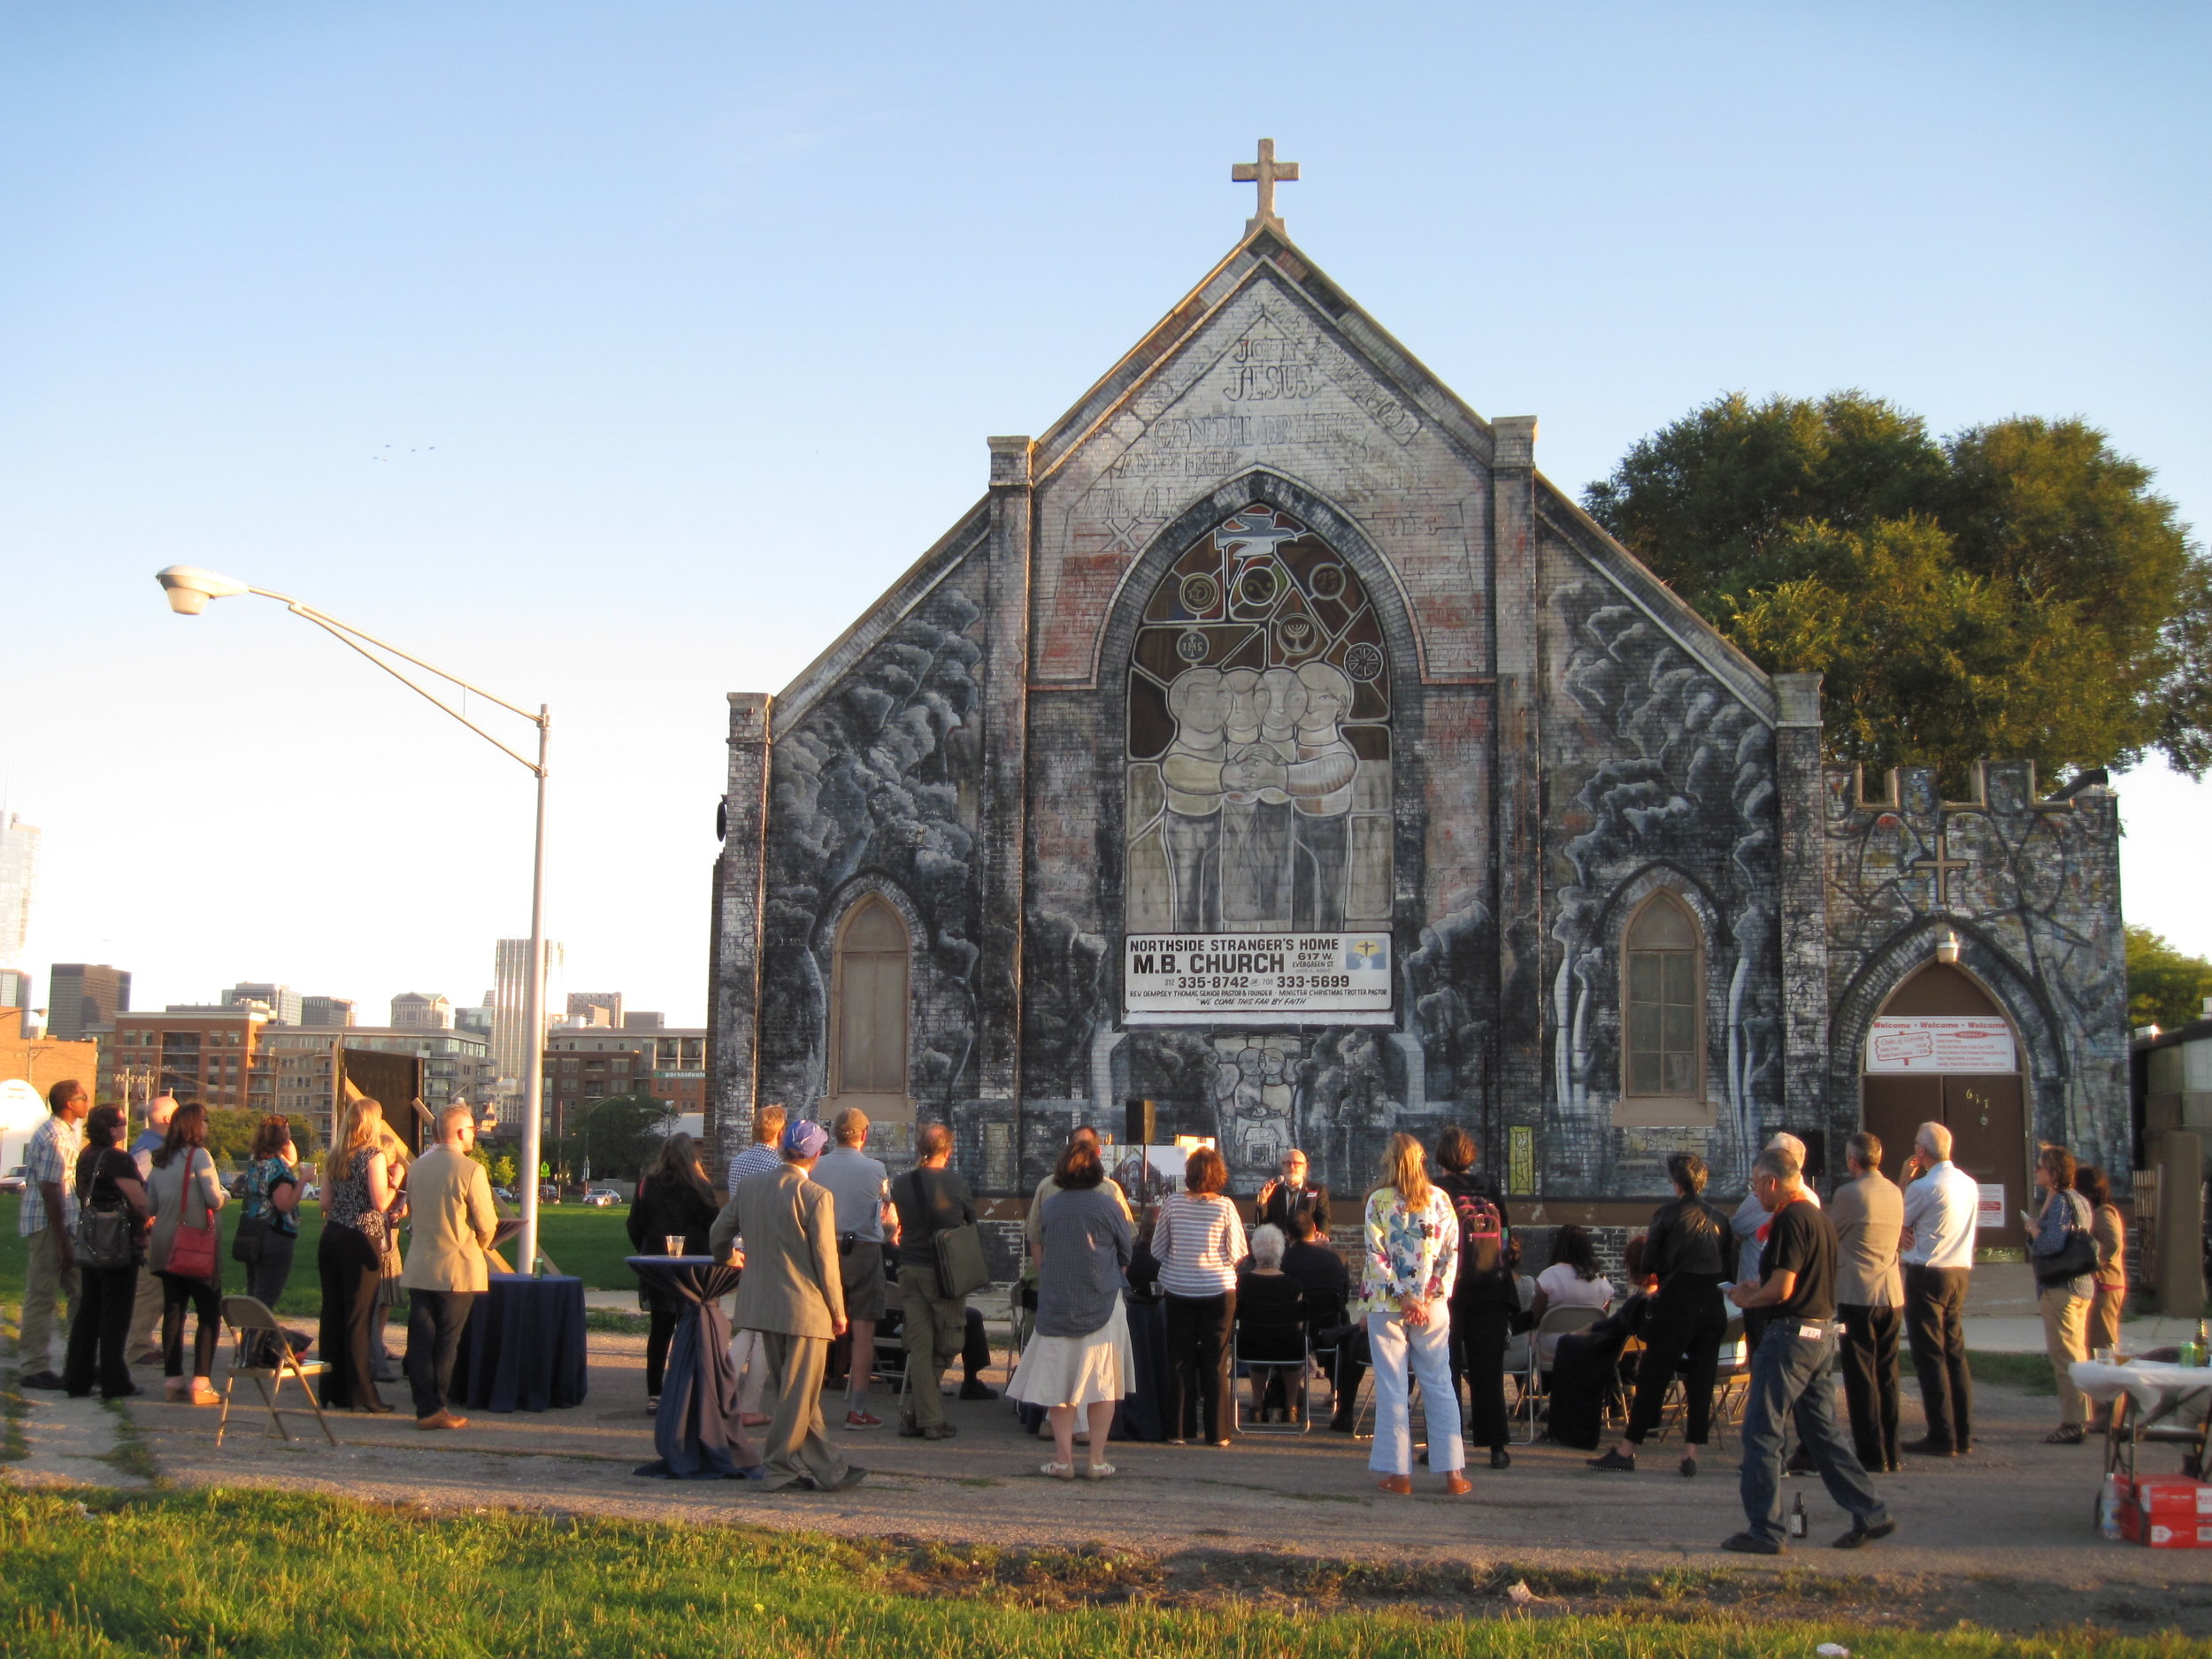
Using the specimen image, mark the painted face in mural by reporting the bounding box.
[1166,667,1226,738]
[1257,667,1307,741]
[1295,661,1353,734]
[1221,669,1263,745]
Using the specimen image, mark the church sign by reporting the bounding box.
[1864,1016,2016,1073]
[1124,931,1393,1025]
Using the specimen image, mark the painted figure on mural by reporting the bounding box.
[1161,667,1228,932]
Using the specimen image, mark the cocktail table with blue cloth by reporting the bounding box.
[448,1272,588,1413]
[626,1256,758,1479]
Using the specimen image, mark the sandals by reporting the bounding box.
[1041,1462,1077,1480]
[1376,1474,1413,1495]
[1083,1463,1117,1480]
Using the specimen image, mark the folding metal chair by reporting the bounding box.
[1232,1329,1311,1435]
[1519,1306,1601,1442]
[215,1295,335,1448]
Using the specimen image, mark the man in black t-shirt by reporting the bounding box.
[1720,1147,1893,1555]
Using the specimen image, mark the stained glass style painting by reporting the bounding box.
[1125,505,1393,933]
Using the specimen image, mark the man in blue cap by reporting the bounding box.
[713,1118,864,1492]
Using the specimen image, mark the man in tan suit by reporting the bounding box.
[1832,1130,1905,1474]
[399,1105,498,1430]
[711,1118,864,1492]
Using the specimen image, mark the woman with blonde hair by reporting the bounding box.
[319,1094,396,1412]
[1359,1132,1468,1495]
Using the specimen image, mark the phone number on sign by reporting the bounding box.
[1141,973,1356,992]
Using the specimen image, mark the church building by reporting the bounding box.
[707,147,2131,1246]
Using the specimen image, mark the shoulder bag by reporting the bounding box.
[166,1151,220,1281]
[232,1163,270,1265]
[74,1155,136,1271]
[901,1171,991,1299]
[2033,1192,2097,1287]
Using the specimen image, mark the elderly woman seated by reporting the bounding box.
[1544,1235,1659,1450]
[1235,1223,1309,1424]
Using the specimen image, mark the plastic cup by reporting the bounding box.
[664,1235,686,1256]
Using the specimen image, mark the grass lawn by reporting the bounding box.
[0,1195,648,1322]
[0,1486,2191,1659]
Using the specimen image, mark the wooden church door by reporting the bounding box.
[1860,963,2028,1250]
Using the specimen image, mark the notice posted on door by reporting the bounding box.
[1123,933,1393,1025]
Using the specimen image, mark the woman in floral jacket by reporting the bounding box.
[1358,1132,1469,1495]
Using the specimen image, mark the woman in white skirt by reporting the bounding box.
[1009,1139,1134,1479]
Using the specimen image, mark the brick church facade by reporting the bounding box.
[706,195,2131,1240]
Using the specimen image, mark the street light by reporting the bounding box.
[154,564,555,1276]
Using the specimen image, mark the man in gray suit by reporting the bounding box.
[1832,1131,1905,1474]
[711,1118,865,1493]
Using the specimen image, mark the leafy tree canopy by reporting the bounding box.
[2128,925,2212,1033]
[1586,392,2211,782]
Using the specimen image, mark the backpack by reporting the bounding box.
[1449,1185,1511,1293]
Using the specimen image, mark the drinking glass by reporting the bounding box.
[664,1234,686,1256]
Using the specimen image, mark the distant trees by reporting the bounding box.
[1586,392,2211,786]
[2129,926,2212,1033]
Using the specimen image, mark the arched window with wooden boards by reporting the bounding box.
[1623,891,1702,1102]
[830,895,910,1109]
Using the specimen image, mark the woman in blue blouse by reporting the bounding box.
[240,1116,304,1361]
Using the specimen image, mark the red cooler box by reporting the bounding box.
[2119,1477,2212,1548]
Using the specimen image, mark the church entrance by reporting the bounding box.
[1860,963,2028,1251]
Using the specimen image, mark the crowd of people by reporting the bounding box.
[12,1069,2131,1550]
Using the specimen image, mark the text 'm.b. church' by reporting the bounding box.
[708,144,2129,1242]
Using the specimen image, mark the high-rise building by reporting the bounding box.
[0,813,36,971]
[49,963,129,1042]
[390,992,454,1030]
[226,982,304,1025]
[492,938,563,1099]
[0,967,31,1009]
[301,995,355,1028]
[567,991,624,1029]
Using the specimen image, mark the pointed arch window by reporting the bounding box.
[1624,893,1702,1100]
[831,895,910,1101]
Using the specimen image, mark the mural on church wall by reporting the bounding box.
[1821,764,2130,1182]
[1540,557,1784,1195]
[1125,504,1394,935]
[757,574,990,1117]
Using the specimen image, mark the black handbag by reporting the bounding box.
[232,1211,269,1266]
[74,1198,135,1271]
[2033,1194,2098,1286]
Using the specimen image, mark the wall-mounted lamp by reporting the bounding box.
[1936,929,1962,965]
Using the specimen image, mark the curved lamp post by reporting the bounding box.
[154,564,554,1276]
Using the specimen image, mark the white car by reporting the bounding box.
[580,1187,620,1208]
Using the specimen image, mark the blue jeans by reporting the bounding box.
[1739,1319,1888,1545]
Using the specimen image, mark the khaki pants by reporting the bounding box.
[127,1268,165,1359]
[19,1225,80,1372]
[754,1329,849,1491]
[2088,1286,2125,1355]
[2039,1286,2091,1427]
[897,1265,964,1429]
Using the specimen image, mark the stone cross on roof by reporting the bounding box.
[1909,826,1973,910]
[1233,138,1300,233]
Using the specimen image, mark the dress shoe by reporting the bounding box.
[355,1400,395,1416]
[128,1349,162,1369]
[1443,1471,1472,1496]
[1679,1454,1699,1479]
[1834,1518,1897,1550]
[825,1466,869,1492]
[1784,1446,1816,1476]
[1901,1437,1955,1457]
[1490,1448,1512,1470]
[921,1423,957,1440]
[1376,1474,1413,1495]
[19,1370,64,1391]
[897,1417,925,1439]
[1327,1417,1355,1434]
[1719,1532,1784,1555]
[958,1379,998,1401]
[103,1384,142,1401]
[416,1409,468,1431]
[1587,1448,1636,1471]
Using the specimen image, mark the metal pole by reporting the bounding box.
[518,707,550,1275]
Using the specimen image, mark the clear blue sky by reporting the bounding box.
[5,3,2207,1027]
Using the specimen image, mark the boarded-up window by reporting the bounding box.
[1624,894,1701,1098]
[833,896,909,1098]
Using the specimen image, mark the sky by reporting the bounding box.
[4,3,2208,1029]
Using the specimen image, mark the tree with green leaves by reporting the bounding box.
[1586,392,2212,784]
[2128,926,2212,1033]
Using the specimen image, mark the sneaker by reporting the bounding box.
[843,1409,885,1432]
[2043,1425,2085,1445]
[1834,1518,1897,1549]
[921,1423,957,1440]
[1719,1532,1785,1555]
[18,1370,65,1391]
[897,1417,925,1439]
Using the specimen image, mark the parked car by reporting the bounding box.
[0,1166,26,1194]
[539,1183,561,1204]
[494,1186,517,1205]
[580,1187,619,1208]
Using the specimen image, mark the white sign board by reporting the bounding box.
[1865,1017,2016,1073]
[1978,1183,2006,1231]
[1124,933,1392,1025]
[0,1078,47,1177]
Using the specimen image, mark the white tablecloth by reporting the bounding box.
[2070,1359,2212,1415]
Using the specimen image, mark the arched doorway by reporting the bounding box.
[1860,963,2028,1249]
[829,895,911,1120]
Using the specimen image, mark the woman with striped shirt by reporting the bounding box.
[1150,1146,1248,1446]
